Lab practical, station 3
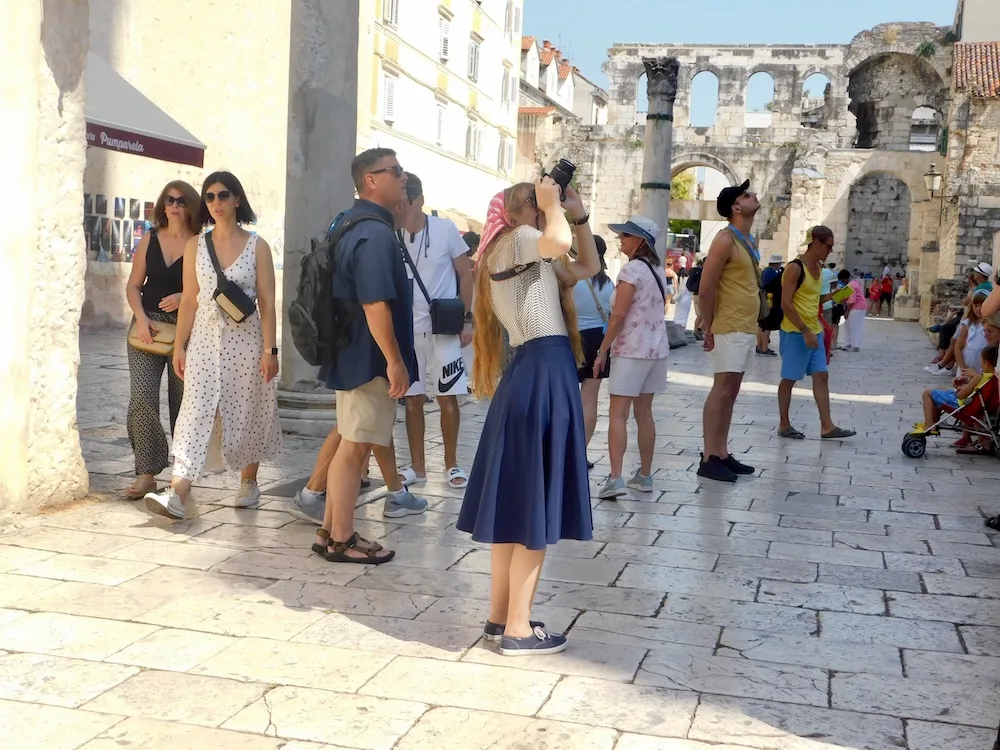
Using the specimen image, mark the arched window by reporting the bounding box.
[689,71,719,128]
[745,72,775,127]
[801,73,831,128]
[635,71,648,126]
[909,107,941,152]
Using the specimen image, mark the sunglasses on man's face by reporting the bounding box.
[204,190,232,203]
[164,195,187,207]
[370,165,404,179]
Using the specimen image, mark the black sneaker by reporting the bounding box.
[722,454,755,476]
[697,455,738,483]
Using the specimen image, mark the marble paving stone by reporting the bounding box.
[652,530,769,557]
[184,601,328,640]
[354,502,457,528]
[768,541,884,568]
[380,526,483,549]
[452,550,624,585]
[637,644,829,707]
[660,594,818,636]
[105,628,237,671]
[867,510,938,529]
[83,670,268,728]
[0,573,61,606]
[832,672,996,727]
[353,567,492,601]
[922,573,1000,598]
[536,581,665,616]
[0,612,158,660]
[817,612,963,652]
[415,597,578,635]
[294,613,482,661]
[0,608,26,627]
[8,580,176,621]
[537,676,698,738]
[624,514,733,536]
[751,500,868,523]
[360,657,558,716]
[187,522,327,552]
[818,563,923,593]
[245,580,437,618]
[197,507,296,529]
[675,506,781,526]
[615,738,757,750]
[549,539,607,559]
[729,523,833,546]
[78,717,295,750]
[689,694,905,750]
[930,539,1000,563]
[893,498,991,517]
[960,625,1000,656]
[836,495,891,511]
[222,685,426,749]
[570,610,719,650]
[667,494,754,510]
[616,565,758,602]
[394,707,618,750]
[905,720,998,750]
[882,552,966,575]
[193,637,395,690]
[210,550,367,585]
[0,543,57,572]
[105,539,241,570]
[0,652,137,707]
[119,565,275,598]
[903,649,1000,684]
[378,542,470,570]
[1,526,135,556]
[591,526,660,546]
[964,558,1000,578]
[887,591,1000,626]
[833,532,928,554]
[756,580,886,615]
[13,553,157,586]
[886,527,992,545]
[597,543,718,571]
[715,554,818,583]
[717,628,903,675]
[938,514,999,532]
[595,499,683,515]
[779,516,883,535]
[0,699,123,750]
[462,637,647,682]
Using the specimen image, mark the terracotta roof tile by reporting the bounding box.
[558,62,572,80]
[521,36,535,52]
[539,49,555,66]
[519,106,556,115]
[954,41,1000,98]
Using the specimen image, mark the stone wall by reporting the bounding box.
[845,174,912,274]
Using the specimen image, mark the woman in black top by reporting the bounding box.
[124,180,200,498]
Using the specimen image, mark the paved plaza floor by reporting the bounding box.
[2,318,999,749]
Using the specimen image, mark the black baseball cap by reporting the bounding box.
[716,179,751,219]
[404,172,423,200]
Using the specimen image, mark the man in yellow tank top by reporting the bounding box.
[696,180,762,483]
[777,226,856,441]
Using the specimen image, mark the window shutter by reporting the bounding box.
[501,70,510,104]
[439,20,450,60]
[505,2,512,33]
[383,76,396,123]
[384,0,399,27]
[468,42,480,82]
[514,6,521,32]
[436,105,445,145]
[475,125,483,161]
[507,141,515,172]
[465,121,473,158]
[509,73,517,104]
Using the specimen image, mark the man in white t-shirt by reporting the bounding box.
[398,174,474,489]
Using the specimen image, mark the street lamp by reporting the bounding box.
[924,163,943,196]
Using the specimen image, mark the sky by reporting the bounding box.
[523,0,955,125]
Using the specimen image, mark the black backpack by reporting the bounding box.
[288,211,393,366]
[686,266,702,294]
[758,258,805,331]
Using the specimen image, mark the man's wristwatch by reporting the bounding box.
[572,214,590,226]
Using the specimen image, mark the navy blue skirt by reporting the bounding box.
[457,335,593,550]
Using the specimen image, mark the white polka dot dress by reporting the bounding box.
[171,232,283,481]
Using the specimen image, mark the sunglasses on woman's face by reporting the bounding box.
[204,190,232,203]
[164,195,186,207]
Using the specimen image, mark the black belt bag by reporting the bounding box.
[399,234,466,336]
[206,232,256,323]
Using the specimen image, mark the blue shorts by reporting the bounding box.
[930,388,960,410]
[779,330,828,381]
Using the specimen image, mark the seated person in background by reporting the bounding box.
[916,344,997,435]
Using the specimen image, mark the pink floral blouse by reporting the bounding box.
[610,259,670,360]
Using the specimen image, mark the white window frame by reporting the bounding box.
[439,17,451,61]
[514,5,521,33]
[506,140,516,172]
[501,69,510,105]
[468,39,481,83]
[383,0,399,29]
[382,73,397,124]
[466,119,483,162]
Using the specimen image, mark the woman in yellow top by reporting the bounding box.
[777,226,856,440]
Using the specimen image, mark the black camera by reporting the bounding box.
[533,158,576,204]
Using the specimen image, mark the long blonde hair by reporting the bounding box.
[472,183,583,398]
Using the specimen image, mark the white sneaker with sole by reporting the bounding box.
[144,489,185,520]
[235,479,261,508]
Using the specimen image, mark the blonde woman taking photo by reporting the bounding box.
[457,176,599,656]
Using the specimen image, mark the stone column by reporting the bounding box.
[637,57,680,262]
[277,0,361,436]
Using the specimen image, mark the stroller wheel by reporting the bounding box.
[902,434,926,459]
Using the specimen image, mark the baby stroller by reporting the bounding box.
[901,375,1000,459]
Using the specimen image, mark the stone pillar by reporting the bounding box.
[277,0,361,436]
[1,0,90,512]
[637,57,680,262]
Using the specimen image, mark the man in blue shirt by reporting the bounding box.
[319,148,420,564]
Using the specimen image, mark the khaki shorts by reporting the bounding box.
[336,377,396,447]
[693,296,701,316]
[609,356,668,397]
[710,331,756,374]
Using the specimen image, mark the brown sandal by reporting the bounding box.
[324,532,395,565]
[311,530,329,557]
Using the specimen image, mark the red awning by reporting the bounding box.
[85,52,205,167]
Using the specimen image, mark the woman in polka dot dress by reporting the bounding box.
[145,171,283,519]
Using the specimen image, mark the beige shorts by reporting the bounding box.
[710,331,756,374]
[336,377,396,447]
[609,356,668,397]
[693,296,701,316]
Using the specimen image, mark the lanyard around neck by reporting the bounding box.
[728,224,758,263]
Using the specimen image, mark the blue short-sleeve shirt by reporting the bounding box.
[325,200,417,392]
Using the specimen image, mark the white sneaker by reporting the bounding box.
[235,479,261,508]
[144,489,185,519]
[923,364,942,374]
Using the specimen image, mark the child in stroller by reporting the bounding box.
[903,345,999,459]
